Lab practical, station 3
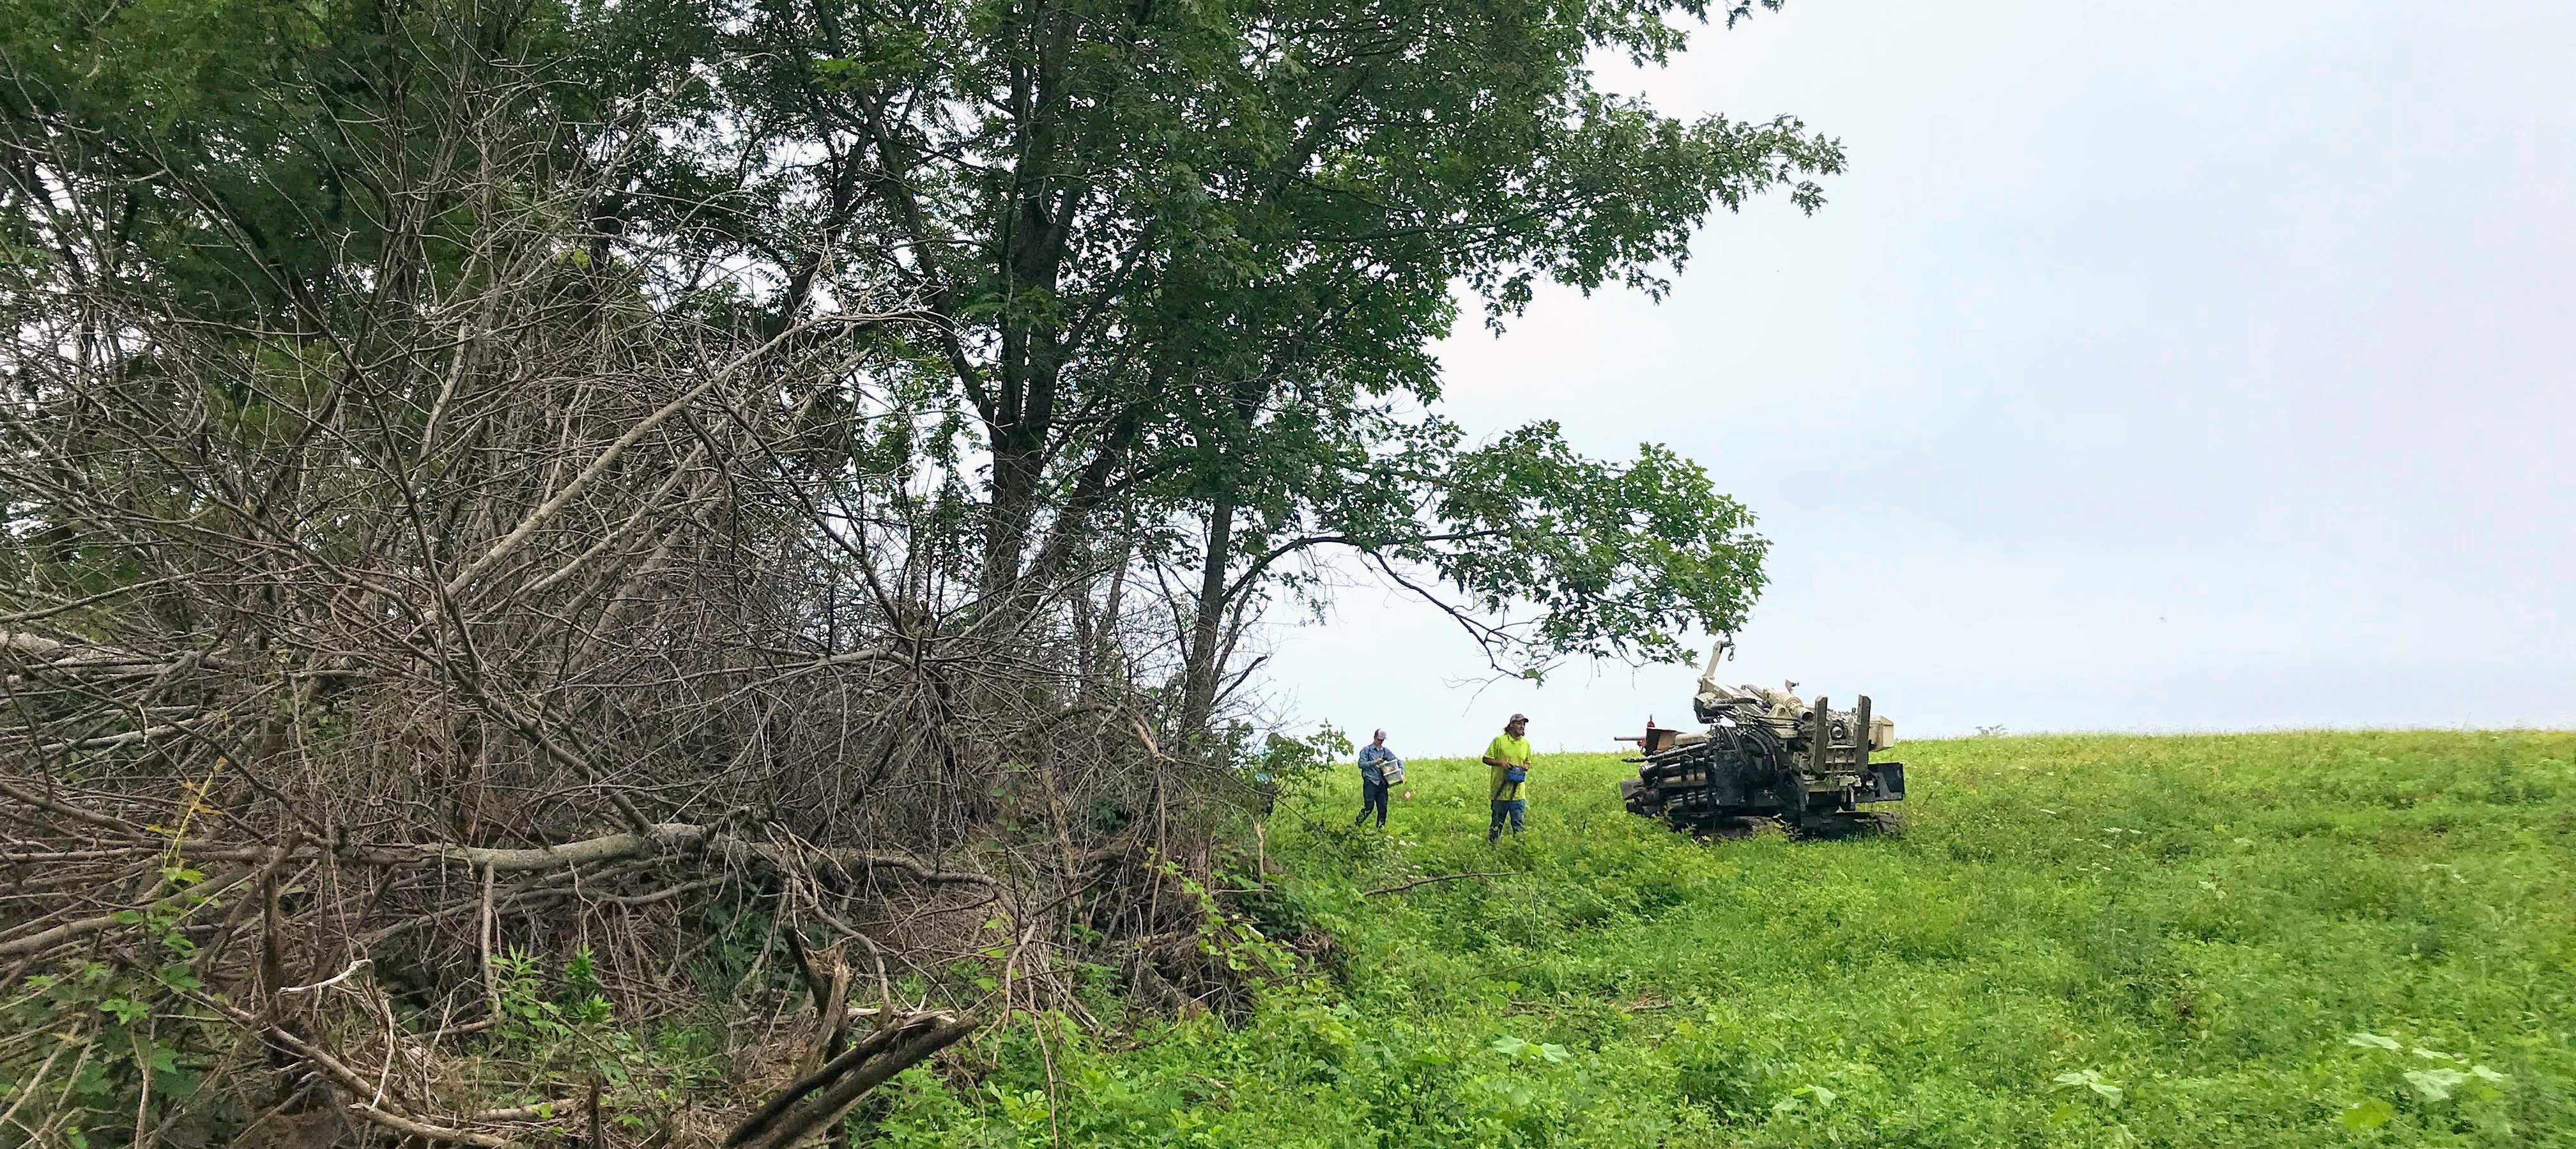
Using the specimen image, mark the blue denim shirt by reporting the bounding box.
[1358,744,1400,784]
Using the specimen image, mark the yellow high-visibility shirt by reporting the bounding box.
[1485,734,1532,801]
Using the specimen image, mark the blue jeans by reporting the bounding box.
[1488,798,1525,840]
[1356,778,1390,827]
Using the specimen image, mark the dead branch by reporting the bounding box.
[727,1012,981,1149]
[1363,872,1505,897]
[344,824,997,884]
[0,863,263,957]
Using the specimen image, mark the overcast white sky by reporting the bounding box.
[1264,0,2576,753]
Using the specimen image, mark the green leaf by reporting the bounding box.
[2051,1069,2123,1106]
[2347,1031,2402,1049]
[97,998,147,1024]
[2340,1099,2395,1130]
[2404,1068,2466,1102]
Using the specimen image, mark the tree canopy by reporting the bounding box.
[677,0,1835,719]
[6,0,1836,736]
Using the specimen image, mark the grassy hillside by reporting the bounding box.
[870,732,2576,1146]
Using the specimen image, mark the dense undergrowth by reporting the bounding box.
[865,731,2576,1147]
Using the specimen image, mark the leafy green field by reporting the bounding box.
[874,732,2576,1146]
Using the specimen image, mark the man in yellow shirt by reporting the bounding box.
[1482,713,1535,842]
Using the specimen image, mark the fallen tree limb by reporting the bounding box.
[0,862,262,956]
[0,630,225,676]
[347,1101,518,1149]
[0,846,241,863]
[471,1099,584,1122]
[0,576,189,625]
[0,806,991,886]
[282,958,372,994]
[0,778,162,838]
[337,825,710,872]
[728,1011,981,1149]
[35,716,217,756]
[1363,872,1503,897]
[336,823,995,884]
[729,1014,919,1145]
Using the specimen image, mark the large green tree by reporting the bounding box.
[648,0,1840,733]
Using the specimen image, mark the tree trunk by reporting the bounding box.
[981,436,1044,600]
[1178,489,1237,745]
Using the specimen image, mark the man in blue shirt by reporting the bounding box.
[1355,729,1401,828]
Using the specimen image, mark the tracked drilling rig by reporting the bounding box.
[1618,642,1905,831]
